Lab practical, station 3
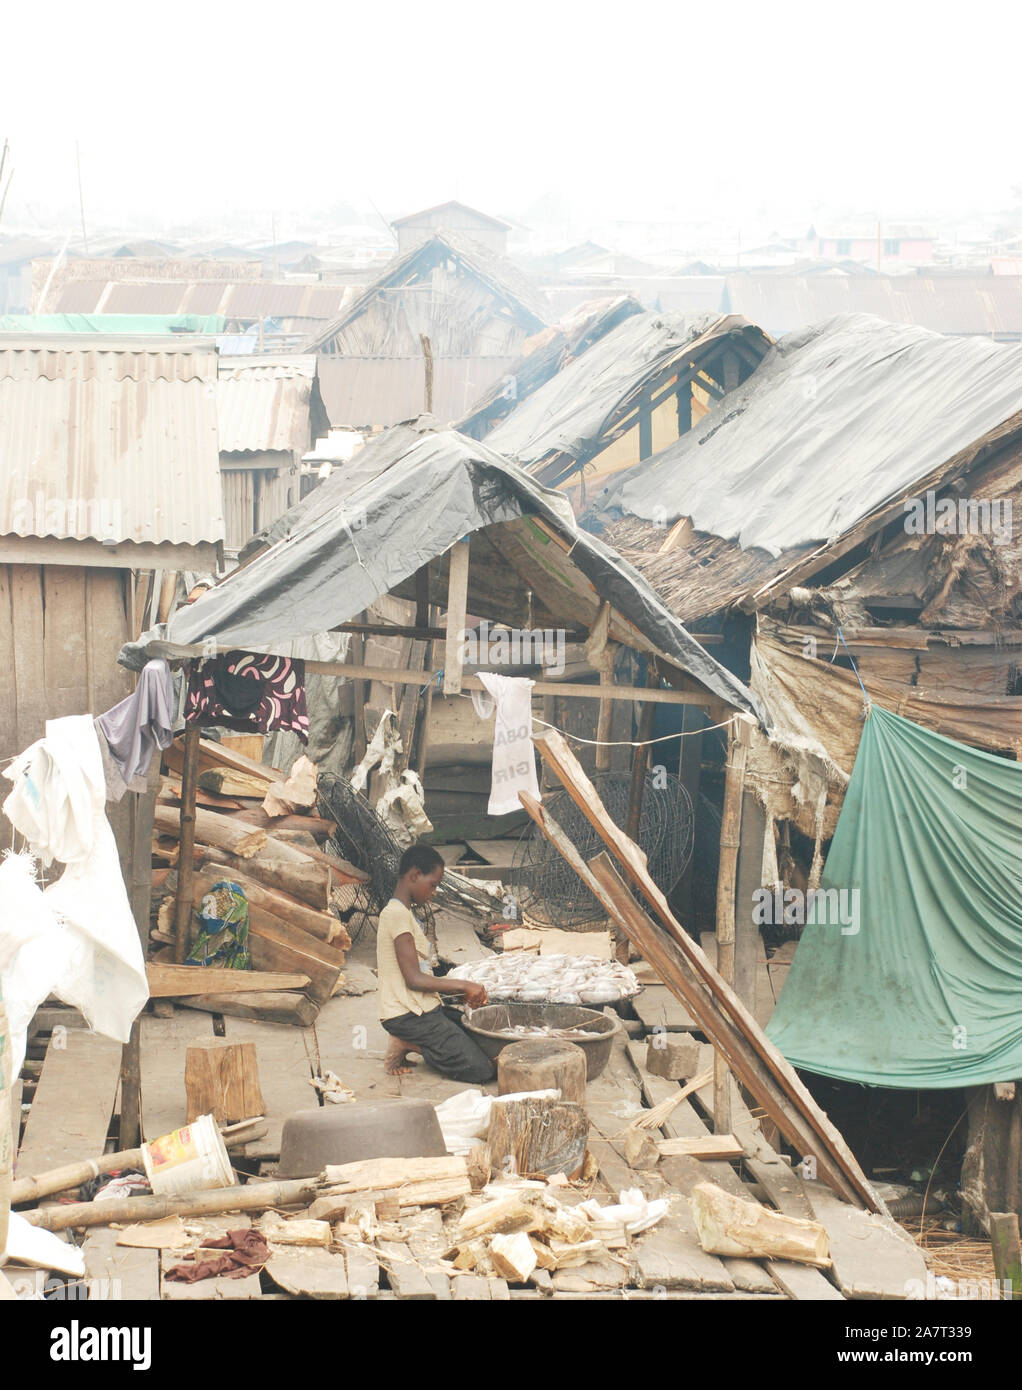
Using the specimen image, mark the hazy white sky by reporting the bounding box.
[4,0,1021,236]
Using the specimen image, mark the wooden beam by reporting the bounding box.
[173,725,201,964]
[714,720,749,1133]
[625,672,658,842]
[414,567,431,630]
[638,386,653,461]
[335,621,446,640]
[522,731,884,1213]
[443,539,471,695]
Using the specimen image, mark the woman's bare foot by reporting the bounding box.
[384,1037,420,1076]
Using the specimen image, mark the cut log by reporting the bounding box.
[201,847,331,911]
[489,1231,537,1284]
[192,864,350,950]
[322,1155,467,1193]
[497,1039,587,1106]
[488,1097,589,1180]
[624,1128,661,1169]
[690,1181,831,1268]
[457,1196,537,1240]
[147,963,311,998]
[176,991,319,1027]
[259,1218,332,1247]
[244,904,346,1002]
[154,804,266,860]
[185,1041,266,1126]
[227,810,337,840]
[165,735,279,786]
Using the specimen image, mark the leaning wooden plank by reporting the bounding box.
[175,991,320,1027]
[147,963,311,997]
[342,1241,380,1298]
[81,1226,160,1302]
[803,1179,927,1299]
[192,863,350,949]
[15,1031,122,1181]
[521,787,867,1212]
[23,1179,317,1232]
[265,1246,349,1299]
[526,733,883,1214]
[154,804,266,859]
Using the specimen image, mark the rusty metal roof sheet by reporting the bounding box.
[0,339,224,546]
[217,355,318,453]
[54,278,353,323]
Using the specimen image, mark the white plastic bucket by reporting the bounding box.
[141,1113,236,1196]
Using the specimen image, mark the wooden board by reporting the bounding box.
[81,1226,160,1303]
[465,839,519,867]
[265,1246,349,1299]
[632,1200,736,1292]
[342,1242,380,1298]
[452,1273,491,1300]
[15,1031,122,1180]
[432,910,493,967]
[377,1241,437,1298]
[632,985,699,1033]
[803,1180,927,1299]
[141,1014,216,1142]
[147,963,311,997]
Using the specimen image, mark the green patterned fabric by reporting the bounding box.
[186,880,251,970]
[767,704,1022,1088]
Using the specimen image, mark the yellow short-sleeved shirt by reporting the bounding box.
[376,898,440,1021]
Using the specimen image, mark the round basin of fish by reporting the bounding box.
[462,1002,621,1081]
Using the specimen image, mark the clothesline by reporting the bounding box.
[529,713,738,747]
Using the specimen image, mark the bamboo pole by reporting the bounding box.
[22,1179,317,1232]
[714,720,749,1134]
[10,1148,145,1206]
[173,724,202,964]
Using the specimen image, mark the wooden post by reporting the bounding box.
[990,1212,1022,1299]
[638,385,653,460]
[414,565,430,630]
[442,539,470,696]
[119,770,160,1151]
[174,724,202,964]
[676,376,692,436]
[420,333,434,415]
[625,670,658,843]
[714,717,749,1134]
[722,350,741,393]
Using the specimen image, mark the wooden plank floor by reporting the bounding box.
[16,1030,122,1180]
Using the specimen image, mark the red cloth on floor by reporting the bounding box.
[164,1227,269,1283]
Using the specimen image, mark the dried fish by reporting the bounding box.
[449,952,640,1004]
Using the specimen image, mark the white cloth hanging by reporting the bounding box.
[476,672,541,816]
[2,715,149,1056]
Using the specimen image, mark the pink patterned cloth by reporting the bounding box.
[185,652,309,742]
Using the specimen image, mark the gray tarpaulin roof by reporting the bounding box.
[484,310,769,474]
[592,314,1022,558]
[123,428,764,721]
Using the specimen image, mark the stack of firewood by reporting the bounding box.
[149,734,369,1025]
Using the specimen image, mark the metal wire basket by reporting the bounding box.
[508,770,694,929]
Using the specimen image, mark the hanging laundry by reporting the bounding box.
[185,652,309,742]
[95,658,176,800]
[476,672,541,816]
[2,716,149,1056]
[186,881,251,970]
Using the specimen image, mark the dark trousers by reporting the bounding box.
[381,1005,495,1084]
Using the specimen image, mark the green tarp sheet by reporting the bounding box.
[766,704,1022,1088]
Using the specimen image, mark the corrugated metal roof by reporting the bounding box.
[217,355,318,453]
[317,355,519,428]
[54,279,353,323]
[0,340,224,546]
[724,274,1022,338]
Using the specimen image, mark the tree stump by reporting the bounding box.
[488,1097,589,1180]
[184,1041,265,1126]
[497,1039,587,1104]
